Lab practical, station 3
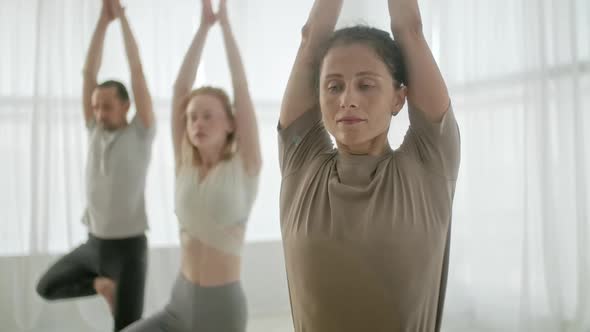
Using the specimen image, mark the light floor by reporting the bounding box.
[25,313,513,332]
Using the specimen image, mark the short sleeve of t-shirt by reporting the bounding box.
[278,108,333,178]
[86,118,97,132]
[130,113,156,141]
[84,114,156,142]
[398,102,461,180]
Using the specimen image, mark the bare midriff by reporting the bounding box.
[179,230,243,286]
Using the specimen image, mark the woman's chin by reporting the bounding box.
[190,139,220,151]
[336,133,389,154]
[189,139,203,148]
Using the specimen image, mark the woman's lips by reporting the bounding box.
[337,117,365,125]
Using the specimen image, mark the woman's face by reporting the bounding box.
[319,43,405,154]
[185,94,234,150]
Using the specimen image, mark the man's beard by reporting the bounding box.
[98,120,117,131]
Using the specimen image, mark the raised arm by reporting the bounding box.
[82,0,114,125]
[171,0,216,162]
[279,0,343,128]
[389,0,450,122]
[218,0,261,176]
[110,0,154,128]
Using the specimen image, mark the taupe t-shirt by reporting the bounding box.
[83,115,155,239]
[278,103,460,332]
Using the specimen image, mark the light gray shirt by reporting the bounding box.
[83,115,155,238]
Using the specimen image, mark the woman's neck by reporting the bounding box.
[198,144,225,168]
[337,132,390,157]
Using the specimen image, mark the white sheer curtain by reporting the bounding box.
[1,0,588,331]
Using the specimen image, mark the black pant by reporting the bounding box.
[36,233,148,331]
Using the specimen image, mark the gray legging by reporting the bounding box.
[123,274,247,332]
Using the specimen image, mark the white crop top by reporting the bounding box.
[175,155,259,255]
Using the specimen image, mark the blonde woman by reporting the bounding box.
[124,0,260,331]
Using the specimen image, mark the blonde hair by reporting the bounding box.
[181,86,236,167]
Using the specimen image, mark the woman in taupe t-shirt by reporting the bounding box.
[278,1,460,331]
